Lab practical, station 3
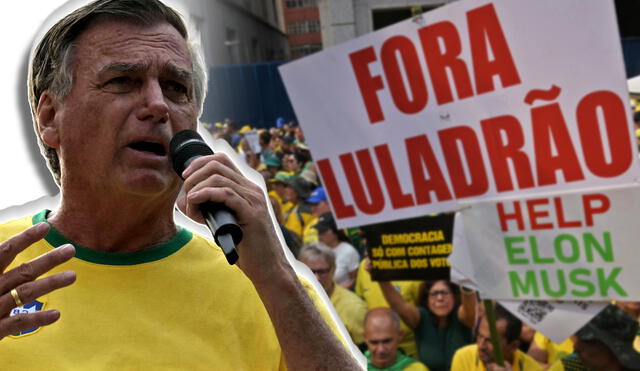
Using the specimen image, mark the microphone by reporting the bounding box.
[170,130,243,265]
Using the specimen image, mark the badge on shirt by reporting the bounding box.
[9,300,46,337]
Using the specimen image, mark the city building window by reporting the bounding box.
[291,43,323,58]
[287,20,321,35]
[285,0,317,9]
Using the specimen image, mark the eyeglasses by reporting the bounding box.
[429,290,451,298]
[311,268,331,276]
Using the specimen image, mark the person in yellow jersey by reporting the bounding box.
[0,0,362,369]
[527,331,574,368]
[364,307,429,371]
[356,258,422,359]
[282,177,315,239]
[268,171,293,213]
[298,243,367,346]
[302,186,329,244]
[451,304,543,371]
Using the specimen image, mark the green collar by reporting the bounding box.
[33,210,192,266]
[365,350,416,371]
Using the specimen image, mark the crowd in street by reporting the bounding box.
[205,117,640,371]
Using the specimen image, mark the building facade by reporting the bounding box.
[318,0,451,48]
[281,0,324,59]
[181,0,289,65]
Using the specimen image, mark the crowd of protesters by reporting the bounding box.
[205,117,640,371]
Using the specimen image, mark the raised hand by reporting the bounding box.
[0,223,76,340]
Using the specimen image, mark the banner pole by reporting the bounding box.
[483,299,505,367]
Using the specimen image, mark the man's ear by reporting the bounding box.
[37,91,60,148]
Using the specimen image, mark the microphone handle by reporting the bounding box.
[200,201,242,265]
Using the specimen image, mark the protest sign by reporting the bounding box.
[280,0,638,229]
[449,212,606,342]
[459,185,640,301]
[500,300,606,344]
[361,213,454,281]
[243,130,261,154]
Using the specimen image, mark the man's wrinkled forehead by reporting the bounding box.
[99,61,193,84]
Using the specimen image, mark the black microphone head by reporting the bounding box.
[170,130,214,176]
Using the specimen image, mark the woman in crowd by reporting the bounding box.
[376,275,476,371]
[314,212,360,289]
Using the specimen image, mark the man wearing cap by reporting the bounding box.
[548,304,640,371]
[303,186,330,244]
[263,156,282,177]
[282,177,314,239]
[268,171,293,213]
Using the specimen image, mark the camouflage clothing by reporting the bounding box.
[574,304,640,370]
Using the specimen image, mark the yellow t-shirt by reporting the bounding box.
[0,211,346,370]
[405,362,430,371]
[532,332,574,365]
[451,344,543,371]
[283,205,314,239]
[331,284,368,344]
[302,216,319,244]
[355,259,422,358]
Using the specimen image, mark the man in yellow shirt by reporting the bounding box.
[302,186,329,244]
[451,304,542,371]
[364,307,430,371]
[0,0,360,369]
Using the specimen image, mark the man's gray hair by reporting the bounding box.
[298,242,336,272]
[28,0,208,184]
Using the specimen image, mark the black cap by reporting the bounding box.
[314,212,337,233]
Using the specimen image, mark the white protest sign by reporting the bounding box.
[280,0,638,229]
[243,130,261,154]
[449,212,606,342]
[449,211,479,289]
[459,185,640,301]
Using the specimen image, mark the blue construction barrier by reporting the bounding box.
[201,42,640,129]
[201,61,298,129]
[622,38,640,78]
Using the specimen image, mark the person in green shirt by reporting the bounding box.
[364,307,430,371]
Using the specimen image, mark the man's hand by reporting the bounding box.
[177,153,362,369]
[177,153,287,283]
[0,223,76,340]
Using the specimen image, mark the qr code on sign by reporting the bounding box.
[517,300,555,324]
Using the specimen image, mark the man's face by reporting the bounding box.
[301,256,334,293]
[364,316,403,368]
[283,184,298,203]
[40,20,197,199]
[477,318,516,365]
[311,200,330,217]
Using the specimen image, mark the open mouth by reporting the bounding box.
[128,141,166,156]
